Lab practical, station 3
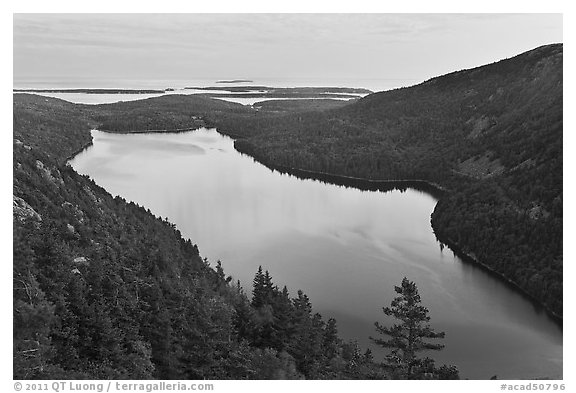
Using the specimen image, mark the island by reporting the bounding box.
[183,86,373,100]
[215,79,254,83]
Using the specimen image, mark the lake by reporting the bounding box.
[69,128,562,379]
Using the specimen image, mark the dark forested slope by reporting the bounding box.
[89,94,252,132]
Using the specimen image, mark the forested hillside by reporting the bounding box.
[89,94,252,132]
[14,95,393,379]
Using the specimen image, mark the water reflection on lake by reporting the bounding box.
[70,128,562,379]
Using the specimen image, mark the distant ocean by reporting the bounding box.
[13,76,421,94]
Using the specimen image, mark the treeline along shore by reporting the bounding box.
[233,138,447,199]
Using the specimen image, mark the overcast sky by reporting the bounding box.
[13,14,562,90]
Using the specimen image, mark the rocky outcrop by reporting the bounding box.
[13,195,42,223]
[35,160,64,186]
[72,256,90,267]
[62,201,85,223]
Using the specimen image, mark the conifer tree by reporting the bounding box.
[371,277,456,379]
[323,318,340,360]
[287,290,322,376]
[251,266,265,308]
[231,281,256,342]
[270,286,294,349]
[251,267,279,348]
[252,266,275,308]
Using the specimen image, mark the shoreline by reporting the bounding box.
[63,140,94,165]
[98,126,203,134]
[430,221,563,324]
[61,127,96,166]
[230,137,447,198]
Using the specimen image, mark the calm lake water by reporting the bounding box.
[70,128,562,379]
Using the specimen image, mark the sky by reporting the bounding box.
[13,13,562,91]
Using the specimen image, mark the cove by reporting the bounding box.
[69,128,562,379]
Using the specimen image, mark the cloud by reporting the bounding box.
[13,14,563,84]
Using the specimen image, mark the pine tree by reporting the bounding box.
[263,270,274,301]
[251,267,279,349]
[371,277,455,379]
[270,286,294,349]
[287,290,322,377]
[231,281,255,342]
[251,266,264,308]
[323,318,340,360]
[252,266,274,308]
